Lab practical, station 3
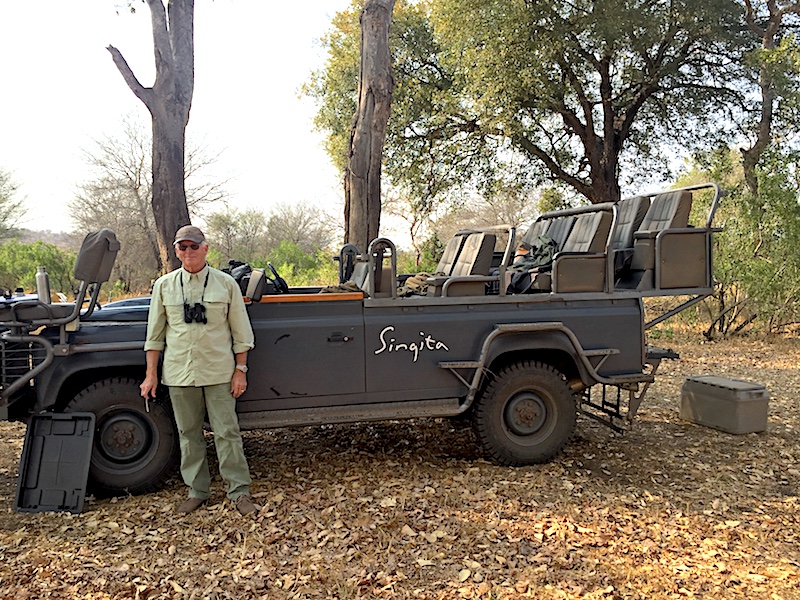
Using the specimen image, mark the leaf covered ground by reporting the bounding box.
[0,334,799,599]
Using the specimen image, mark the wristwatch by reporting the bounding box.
[235,364,248,373]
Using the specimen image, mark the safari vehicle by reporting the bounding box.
[0,183,722,496]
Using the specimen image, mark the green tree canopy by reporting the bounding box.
[0,240,76,297]
[310,0,759,207]
[433,0,751,201]
[307,0,494,213]
[681,144,800,337]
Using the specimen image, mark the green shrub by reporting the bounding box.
[0,240,76,296]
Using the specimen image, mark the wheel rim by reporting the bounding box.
[96,410,155,466]
[504,392,548,436]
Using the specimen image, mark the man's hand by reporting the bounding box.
[231,369,247,398]
[140,374,159,399]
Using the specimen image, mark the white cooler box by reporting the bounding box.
[680,375,769,434]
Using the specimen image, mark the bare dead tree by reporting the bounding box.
[0,167,26,241]
[71,116,227,291]
[107,0,195,272]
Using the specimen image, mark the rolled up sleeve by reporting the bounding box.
[228,284,255,354]
[144,280,167,352]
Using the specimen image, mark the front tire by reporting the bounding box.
[68,377,179,496]
[473,361,577,465]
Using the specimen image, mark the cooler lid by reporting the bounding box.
[685,375,766,392]
[15,412,95,514]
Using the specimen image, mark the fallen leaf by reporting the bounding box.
[401,524,416,537]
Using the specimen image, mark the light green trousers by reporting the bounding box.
[169,383,251,500]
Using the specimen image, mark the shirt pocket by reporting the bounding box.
[163,299,186,326]
[203,290,229,324]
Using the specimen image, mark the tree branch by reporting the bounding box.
[513,133,592,198]
[106,45,155,109]
[557,58,594,137]
[740,0,800,195]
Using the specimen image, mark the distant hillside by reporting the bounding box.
[13,229,81,250]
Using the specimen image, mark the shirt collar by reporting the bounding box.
[180,264,209,279]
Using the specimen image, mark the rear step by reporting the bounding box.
[579,345,680,432]
[647,345,680,361]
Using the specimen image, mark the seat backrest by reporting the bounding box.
[612,195,650,250]
[520,218,548,249]
[436,234,468,276]
[245,268,266,302]
[544,215,577,251]
[561,211,613,254]
[639,190,692,232]
[349,261,369,289]
[451,233,496,277]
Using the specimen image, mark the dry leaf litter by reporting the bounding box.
[0,334,798,599]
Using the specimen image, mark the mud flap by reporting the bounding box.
[14,412,95,514]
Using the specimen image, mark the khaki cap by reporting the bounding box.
[174,225,205,245]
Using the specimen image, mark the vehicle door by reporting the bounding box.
[238,295,365,411]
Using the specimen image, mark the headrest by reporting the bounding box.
[74,229,120,283]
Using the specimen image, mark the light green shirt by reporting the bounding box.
[144,265,255,387]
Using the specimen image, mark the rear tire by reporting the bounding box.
[473,361,576,465]
[68,377,179,496]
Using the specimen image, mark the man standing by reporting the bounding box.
[140,225,259,515]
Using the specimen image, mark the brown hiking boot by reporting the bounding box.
[235,495,260,515]
[177,497,206,514]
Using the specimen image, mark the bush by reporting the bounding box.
[0,240,76,296]
[680,149,800,337]
[259,241,339,287]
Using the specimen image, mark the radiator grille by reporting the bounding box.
[1,339,48,392]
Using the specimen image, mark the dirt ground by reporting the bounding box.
[0,333,798,599]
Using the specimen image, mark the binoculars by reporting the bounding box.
[183,302,207,324]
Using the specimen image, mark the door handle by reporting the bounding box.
[328,332,352,343]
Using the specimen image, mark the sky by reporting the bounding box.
[0,0,353,234]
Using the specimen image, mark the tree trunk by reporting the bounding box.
[151,103,191,270]
[344,0,395,251]
[108,0,195,272]
[740,0,790,198]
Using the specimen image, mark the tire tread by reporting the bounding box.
[472,360,576,466]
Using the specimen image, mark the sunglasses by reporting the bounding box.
[176,243,201,251]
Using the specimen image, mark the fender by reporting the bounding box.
[483,329,593,385]
[452,321,641,414]
[35,347,146,411]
